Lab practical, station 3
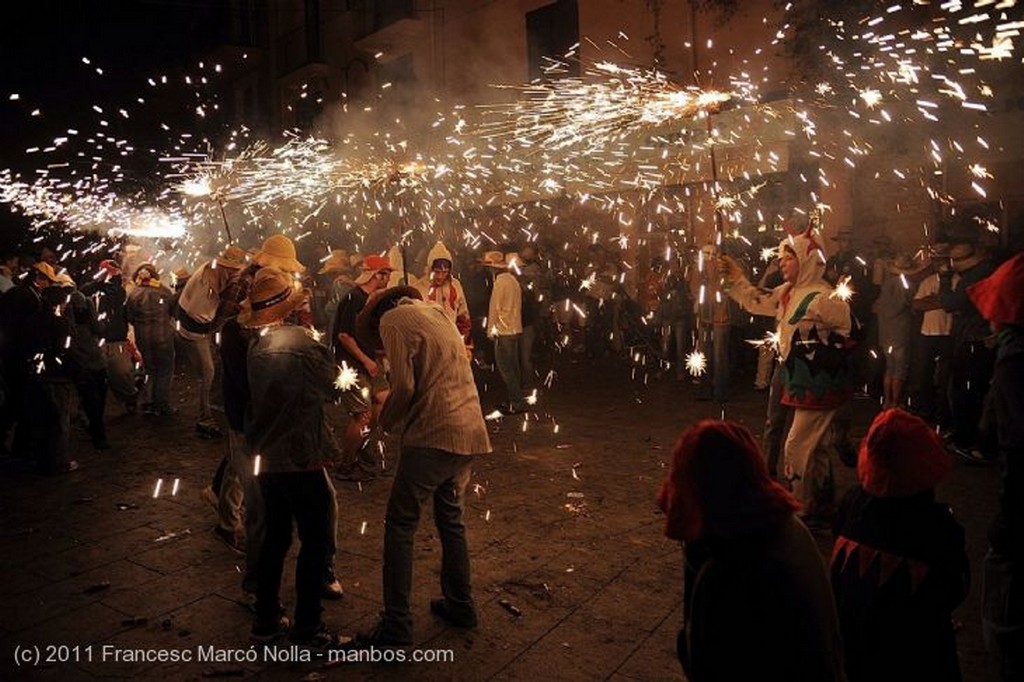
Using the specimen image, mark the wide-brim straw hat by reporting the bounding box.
[238,268,307,328]
[354,254,393,285]
[949,243,984,271]
[252,234,305,274]
[480,250,506,268]
[172,267,192,281]
[888,253,927,275]
[318,249,352,275]
[55,272,76,288]
[133,263,159,282]
[32,261,60,282]
[215,245,247,270]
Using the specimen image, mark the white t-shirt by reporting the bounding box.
[914,273,954,337]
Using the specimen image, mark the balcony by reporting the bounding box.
[353,1,424,63]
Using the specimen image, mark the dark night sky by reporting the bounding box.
[0,0,231,249]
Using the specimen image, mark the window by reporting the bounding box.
[526,0,579,81]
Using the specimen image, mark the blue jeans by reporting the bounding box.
[519,325,536,389]
[494,334,525,410]
[382,447,476,641]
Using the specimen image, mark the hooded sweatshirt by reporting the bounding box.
[727,230,853,409]
[414,242,470,326]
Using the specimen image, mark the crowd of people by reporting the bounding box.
[0,215,1020,675]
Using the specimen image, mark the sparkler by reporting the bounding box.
[685,351,708,377]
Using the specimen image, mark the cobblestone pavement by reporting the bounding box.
[0,358,1002,681]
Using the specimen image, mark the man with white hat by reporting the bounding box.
[483,250,527,414]
[241,268,352,648]
[0,261,78,472]
[174,244,248,439]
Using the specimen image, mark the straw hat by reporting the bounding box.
[133,263,159,283]
[215,245,247,270]
[949,243,983,272]
[354,254,393,285]
[888,253,925,275]
[318,249,352,275]
[355,285,423,353]
[858,409,950,498]
[172,267,192,282]
[480,251,506,268]
[238,268,307,328]
[55,272,76,288]
[32,261,60,282]
[252,234,305,274]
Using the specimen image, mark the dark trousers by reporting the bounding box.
[28,380,74,475]
[255,469,334,634]
[910,333,953,425]
[76,369,108,444]
[948,339,995,450]
[382,447,475,641]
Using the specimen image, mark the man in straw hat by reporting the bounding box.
[174,244,248,439]
[0,261,79,472]
[910,243,955,427]
[967,252,1024,676]
[330,253,393,480]
[240,267,352,648]
[318,248,355,338]
[483,250,527,414]
[81,260,139,415]
[876,253,930,409]
[351,285,491,645]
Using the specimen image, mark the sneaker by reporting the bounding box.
[429,598,478,628]
[196,422,224,439]
[289,625,354,649]
[212,526,245,555]
[200,485,218,510]
[322,576,344,600]
[353,620,411,647]
[251,615,290,643]
[952,446,993,467]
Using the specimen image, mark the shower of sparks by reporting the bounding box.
[153,478,163,499]
[477,57,736,152]
[685,351,708,377]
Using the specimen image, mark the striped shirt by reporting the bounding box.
[379,300,491,456]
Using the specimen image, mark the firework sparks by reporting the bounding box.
[335,362,360,391]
